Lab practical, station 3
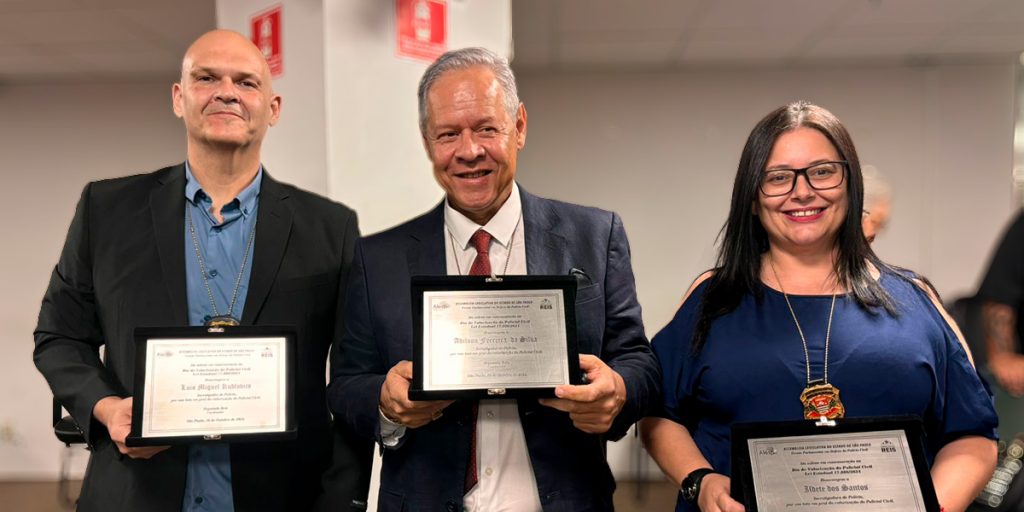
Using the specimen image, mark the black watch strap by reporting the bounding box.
[680,467,717,505]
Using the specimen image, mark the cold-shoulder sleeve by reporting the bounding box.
[907,279,998,451]
[649,280,711,431]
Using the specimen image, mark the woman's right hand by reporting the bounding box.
[698,473,746,512]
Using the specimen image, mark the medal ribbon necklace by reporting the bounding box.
[769,256,846,420]
[187,203,257,327]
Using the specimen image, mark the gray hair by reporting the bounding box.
[862,164,892,210]
[417,47,520,134]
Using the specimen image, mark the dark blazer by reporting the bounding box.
[328,186,660,512]
[34,164,372,512]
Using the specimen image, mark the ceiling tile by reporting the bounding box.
[557,0,705,33]
[949,21,1024,37]
[804,34,938,58]
[840,0,983,25]
[0,10,143,45]
[698,0,843,30]
[961,0,1024,23]
[682,27,807,61]
[106,5,215,52]
[75,49,180,76]
[826,22,948,39]
[933,34,1024,55]
[0,0,81,12]
[560,39,677,66]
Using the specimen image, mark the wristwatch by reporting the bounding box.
[680,467,717,505]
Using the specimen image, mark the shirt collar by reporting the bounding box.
[184,161,263,216]
[444,182,521,250]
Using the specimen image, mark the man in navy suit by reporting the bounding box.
[328,47,660,511]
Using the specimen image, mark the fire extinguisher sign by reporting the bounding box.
[396,0,447,62]
[251,5,283,77]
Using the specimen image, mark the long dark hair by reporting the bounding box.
[693,101,898,352]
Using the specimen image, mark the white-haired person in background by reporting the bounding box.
[861,164,892,244]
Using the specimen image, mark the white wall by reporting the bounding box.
[0,82,186,479]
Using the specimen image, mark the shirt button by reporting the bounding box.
[486,411,494,419]
[484,467,493,476]
[209,269,218,277]
[195,496,204,504]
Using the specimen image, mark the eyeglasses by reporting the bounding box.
[759,161,847,197]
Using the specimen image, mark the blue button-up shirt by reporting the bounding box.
[181,162,261,512]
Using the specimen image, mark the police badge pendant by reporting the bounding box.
[206,315,241,327]
[800,382,845,420]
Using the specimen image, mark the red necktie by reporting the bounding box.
[468,229,492,277]
[465,229,491,493]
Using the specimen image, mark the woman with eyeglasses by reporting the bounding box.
[640,101,997,512]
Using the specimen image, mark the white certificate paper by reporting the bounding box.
[748,430,928,511]
[422,289,569,391]
[141,337,287,438]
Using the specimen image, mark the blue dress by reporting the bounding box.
[651,271,998,511]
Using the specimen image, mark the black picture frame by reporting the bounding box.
[126,325,297,447]
[409,275,581,400]
[730,416,939,511]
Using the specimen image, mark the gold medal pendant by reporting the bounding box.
[800,383,845,420]
[206,315,240,327]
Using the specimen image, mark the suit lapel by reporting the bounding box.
[241,172,293,325]
[407,203,447,276]
[151,164,189,325]
[521,187,568,276]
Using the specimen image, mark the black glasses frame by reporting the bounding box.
[759,160,848,197]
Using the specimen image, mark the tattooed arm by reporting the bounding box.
[983,301,1024,397]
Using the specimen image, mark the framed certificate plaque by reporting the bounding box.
[731,416,940,512]
[409,275,582,400]
[125,326,296,446]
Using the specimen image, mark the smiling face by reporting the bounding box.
[423,66,526,225]
[757,127,848,255]
[172,30,280,151]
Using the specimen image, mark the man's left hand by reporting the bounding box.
[539,354,626,434]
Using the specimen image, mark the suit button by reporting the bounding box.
[445,501,458,512]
